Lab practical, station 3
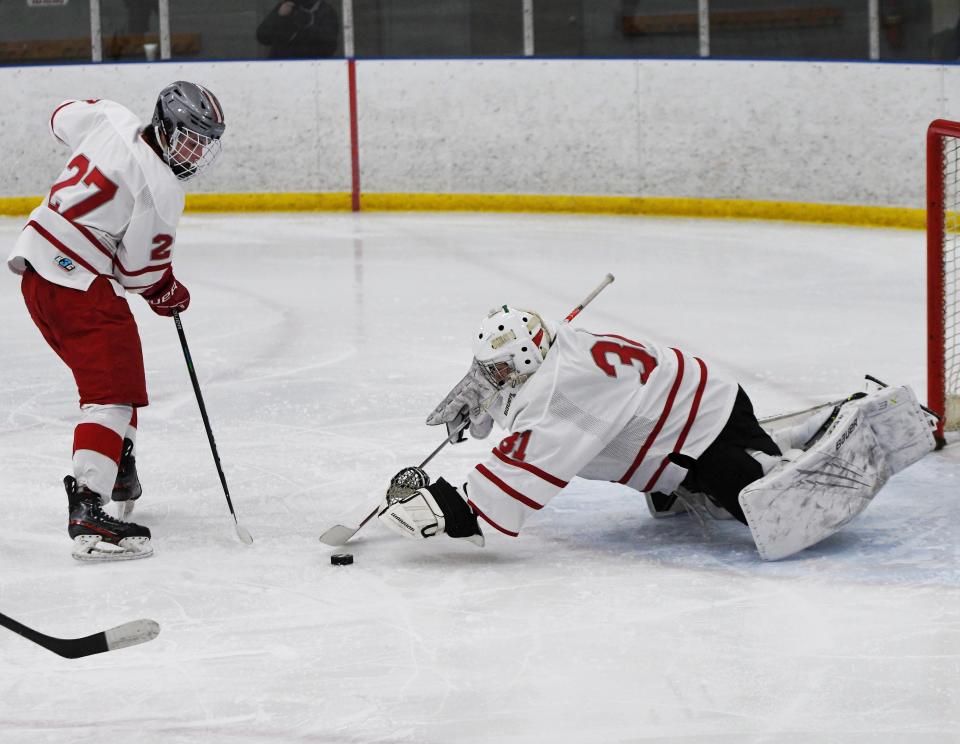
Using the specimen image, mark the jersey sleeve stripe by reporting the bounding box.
[49,100,76,144]
[68,218,115,261]
[467,499,520,537]
[475,463,544,510]
[641,356,709,493]
[492,447,568,487]
[618,347,685,485]
[25,221,101,275]
[112,259,171,277]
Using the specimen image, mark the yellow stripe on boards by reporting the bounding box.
[0,197,43,216]
[0,192,927,230]
[185,192,353,212]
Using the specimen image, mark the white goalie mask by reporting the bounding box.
[473,305,555,388]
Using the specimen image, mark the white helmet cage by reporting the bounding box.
[472,306,554,387]
[152,81,225,182]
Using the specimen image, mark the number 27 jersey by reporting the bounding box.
[465,324,739,537]
[7,99,184,295]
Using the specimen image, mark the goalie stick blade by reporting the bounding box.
[318,524,359,547]
[319,506,379,546]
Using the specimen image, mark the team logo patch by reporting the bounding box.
[54,255,76,273]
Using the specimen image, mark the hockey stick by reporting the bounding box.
[318,273,617,547]
[172,311,254,545]
[759,398,846,426]
[564,272,614,324]
[0,611,159,659]
[318,418,471,546]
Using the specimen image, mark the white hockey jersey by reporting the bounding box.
[465,325,739,536]
[7,99,184,295]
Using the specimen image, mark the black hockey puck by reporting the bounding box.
[331,553,354,566]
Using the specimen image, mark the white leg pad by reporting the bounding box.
[739,385,935,561]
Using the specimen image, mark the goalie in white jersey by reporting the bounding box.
[378,305,936,560]
[6,82,225,561]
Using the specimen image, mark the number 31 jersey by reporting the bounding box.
[7,99,184,295]
[465,324,739,537]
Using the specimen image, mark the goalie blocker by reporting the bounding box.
[739,385,936,560]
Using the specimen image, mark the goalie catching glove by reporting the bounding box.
[426,359,497,440]
[378,475,485,547]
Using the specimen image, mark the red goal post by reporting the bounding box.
[927,119,960,442]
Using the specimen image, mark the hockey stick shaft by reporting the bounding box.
[563,273,614,324]
[172,311,253,544]
[0,611,159,659]
[759,399,845,425]
[319,274,616,547]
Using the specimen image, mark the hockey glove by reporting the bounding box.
[426,359,497,440]
[378,477,484,547]
[143,269,190,316]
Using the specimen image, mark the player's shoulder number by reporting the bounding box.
[589,334,657,383]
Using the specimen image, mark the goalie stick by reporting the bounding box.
[173,310,253,545]
[318,418,471,546]
[0,611,160,659]
[318,273,616,547]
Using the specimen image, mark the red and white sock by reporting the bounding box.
[73,404,133,498]
[125,408,138,454]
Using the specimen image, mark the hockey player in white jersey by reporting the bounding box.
[7,82,225,561]
[378,306,936,560]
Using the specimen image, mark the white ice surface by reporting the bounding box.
[0,212,957,743]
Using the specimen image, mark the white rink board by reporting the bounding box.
[0,61,350,197]
[5,59,960,206]
[635,61,946,205]
[357,59,641,196]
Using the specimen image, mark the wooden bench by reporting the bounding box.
[623,7,844,36]
[0,33,201,62]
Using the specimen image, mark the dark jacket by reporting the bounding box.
[256,0,340,58]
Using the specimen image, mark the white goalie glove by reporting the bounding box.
[426,359,498,440]
[378,475,484,547]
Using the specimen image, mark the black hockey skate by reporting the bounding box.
[111,438,142,518]
[66,476,153,562]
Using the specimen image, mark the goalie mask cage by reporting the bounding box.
[927,119,960,441]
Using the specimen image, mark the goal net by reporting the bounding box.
[927,119,960,439]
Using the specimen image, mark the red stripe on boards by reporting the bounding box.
[73,423,123,462]
[347,59,361,212]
